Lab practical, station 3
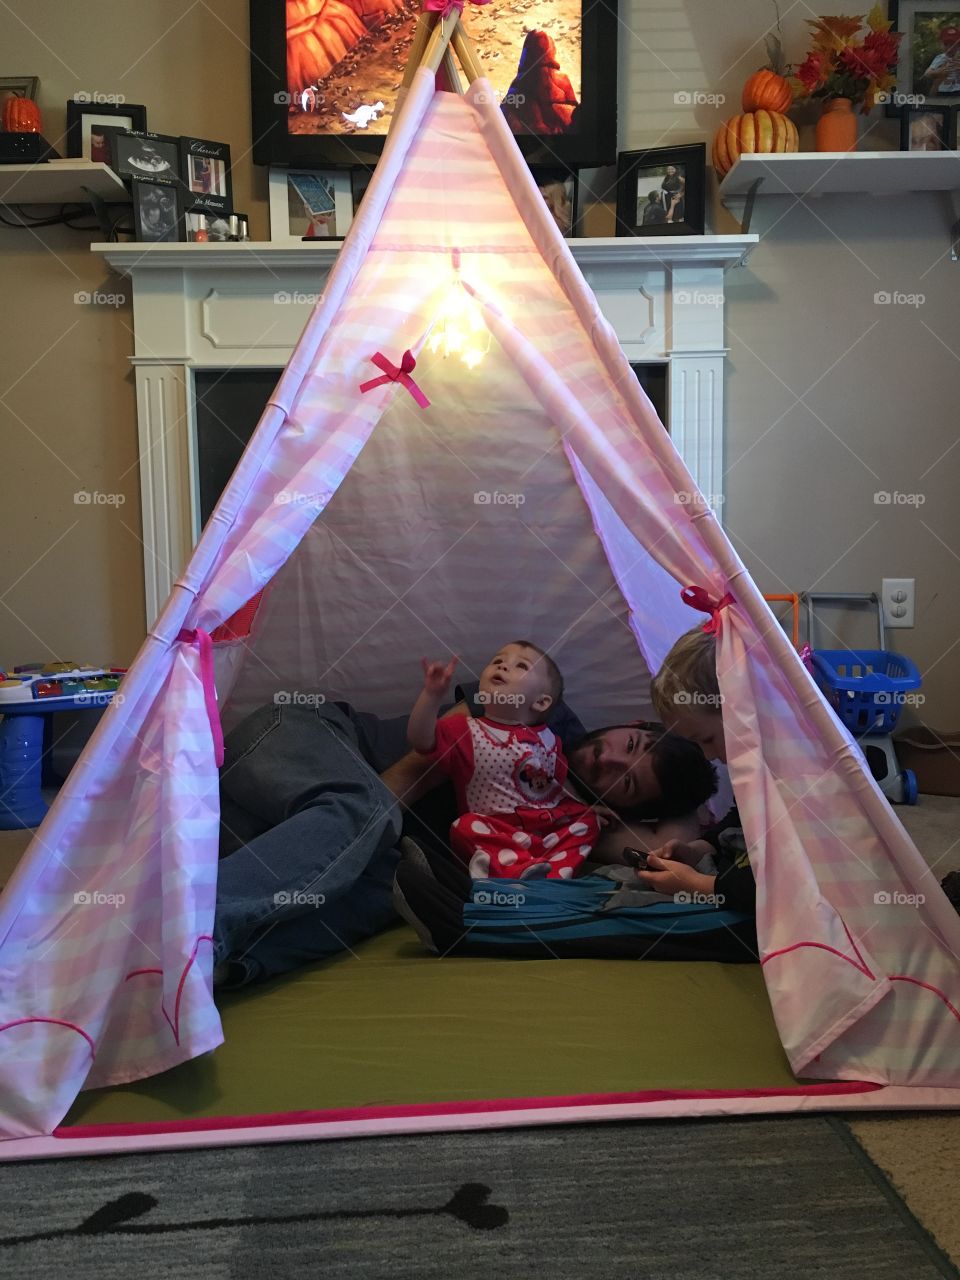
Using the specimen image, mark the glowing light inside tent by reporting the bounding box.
[427,283,491,369]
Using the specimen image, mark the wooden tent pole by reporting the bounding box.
[421,13,460,75]
[450,20,484,84]
[401,9,485,92]
[440,45,463,93]
[401,12,438,89]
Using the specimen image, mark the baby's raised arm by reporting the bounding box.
[407,656,459,753]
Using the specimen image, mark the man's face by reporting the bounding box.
[567,726,660,810]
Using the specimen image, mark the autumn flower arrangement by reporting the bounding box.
[792,6,902,112]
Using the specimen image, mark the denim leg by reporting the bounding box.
[222,843,401,986]
[213,702,402,969]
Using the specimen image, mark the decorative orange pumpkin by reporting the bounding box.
[742,69,793,114]
[712,110,799,177]
[1,96,42,133]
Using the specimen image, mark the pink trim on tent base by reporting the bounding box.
[1,1082,959,1162]
[55,1081,884,1139]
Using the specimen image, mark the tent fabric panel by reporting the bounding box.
[0,644,223,1133]
[221,338,655,730]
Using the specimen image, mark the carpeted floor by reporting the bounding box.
[2,794,959,1269]
[2,1120,959,1279]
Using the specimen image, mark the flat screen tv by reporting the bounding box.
[250,0,618,169]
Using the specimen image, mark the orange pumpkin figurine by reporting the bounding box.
[712,109,799,177]
[742,68,793,114]
[1,95,42,133]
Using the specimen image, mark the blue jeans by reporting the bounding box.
[213,702,403,986]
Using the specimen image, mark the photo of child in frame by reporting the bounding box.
[902,107,950,149]
[915,17,960,99]
[188,153,227,198]
[535,172,577,237]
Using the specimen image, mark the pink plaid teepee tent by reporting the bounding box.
[1,12,959,1144]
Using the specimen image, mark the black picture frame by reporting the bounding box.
[249,0,619,170]
[131,177,182,243]
[65,99,147,160]
[183,207,235,242]
[179,136,233,214]
[615,144,706,237]
[109,130,180,184]
[350,166,375,216]
[886,3,960,116]
[900,104,953,147]
[531,167,580,237]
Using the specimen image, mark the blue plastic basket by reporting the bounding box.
[812,648,922,735]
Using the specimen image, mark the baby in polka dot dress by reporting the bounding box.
[407,641,601,881]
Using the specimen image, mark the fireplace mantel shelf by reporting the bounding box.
[92,234,758,274]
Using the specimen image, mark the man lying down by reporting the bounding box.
[393,629,757,963]
[212,626,754,989]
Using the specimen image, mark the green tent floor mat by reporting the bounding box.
[61,925,802,1131]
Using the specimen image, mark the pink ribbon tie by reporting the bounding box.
[423,0,490,17]
[177,628,225,766]
[680,585,735,635]
[359,349,430,409]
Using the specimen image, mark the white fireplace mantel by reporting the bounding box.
[93,235,758,626]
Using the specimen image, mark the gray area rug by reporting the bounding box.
[1,1118,957,1279]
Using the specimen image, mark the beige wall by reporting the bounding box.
[0,1,265,671]
[2,2,958,721]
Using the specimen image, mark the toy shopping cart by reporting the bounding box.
[804,591,922,805]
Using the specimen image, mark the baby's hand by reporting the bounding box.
[421,656,458,698]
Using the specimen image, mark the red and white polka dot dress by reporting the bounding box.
[428,716,600,880]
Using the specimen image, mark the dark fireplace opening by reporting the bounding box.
[193,364,668,532]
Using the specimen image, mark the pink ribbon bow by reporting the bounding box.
[680,585,735,636]
[423,0,490,17]
[359,350,430,409]
[177,627,225,766]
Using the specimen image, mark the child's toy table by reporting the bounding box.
[0,664,124,830]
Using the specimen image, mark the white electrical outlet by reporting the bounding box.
[882,577,915,629]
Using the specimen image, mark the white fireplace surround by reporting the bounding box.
[93,235,757,627]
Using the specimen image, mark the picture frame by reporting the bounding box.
[615,144,706,237]
[350,167,374,216]
[65,99,147,160]
[183,208,235,242]
[900,104,953,147]
[268,167,353,243]
[887,3,960,114]
[109,130,180,183]
[532,168,580,238]
[130,177,182,243]
[179,136,233,214]
[0,77,40,110]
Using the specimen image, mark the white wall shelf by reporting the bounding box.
[0,158,129,206]
[719,151,960,258]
